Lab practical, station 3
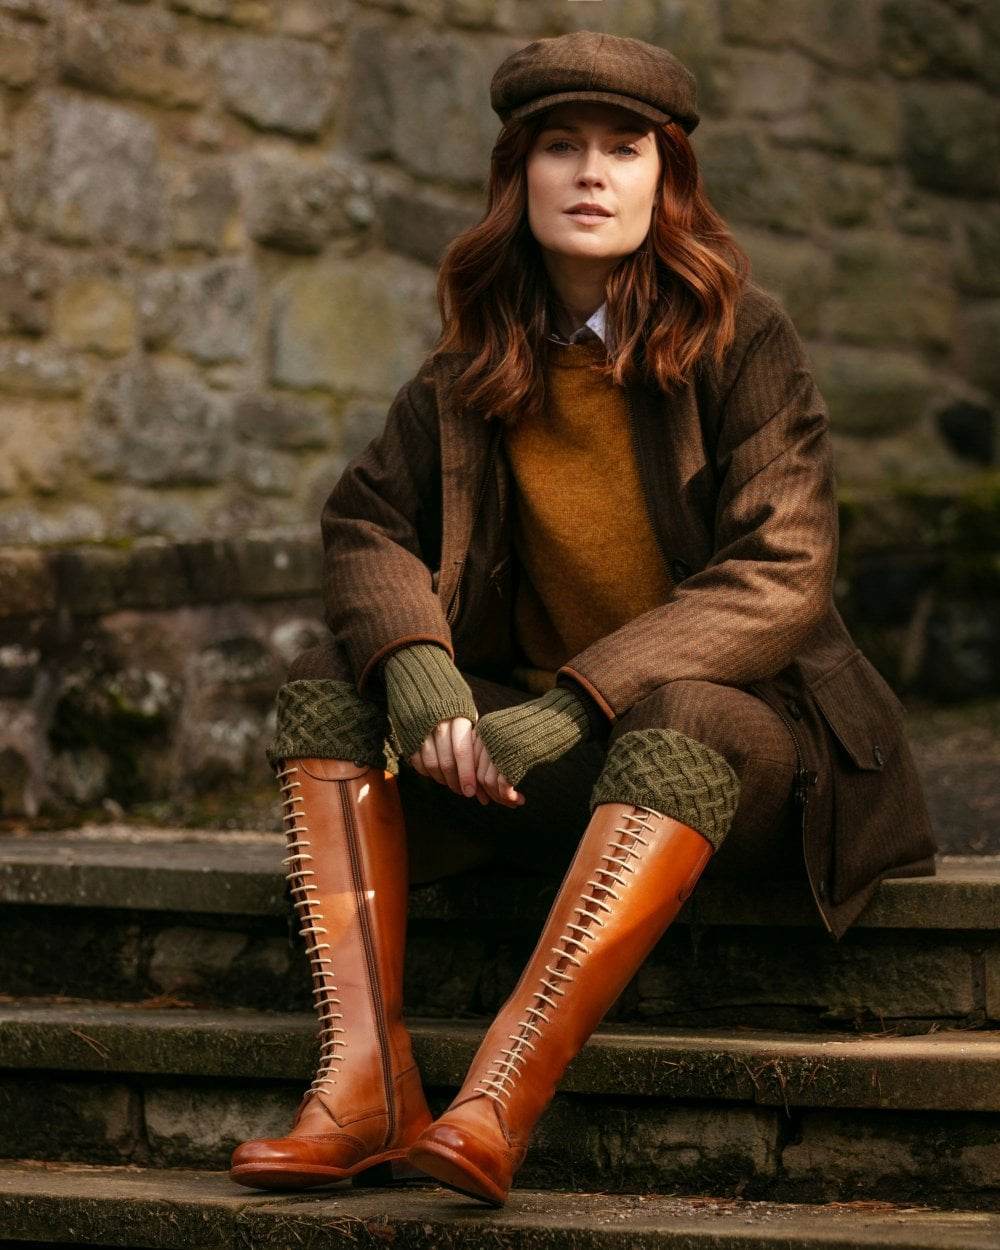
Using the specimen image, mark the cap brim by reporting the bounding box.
[504,90,673,128]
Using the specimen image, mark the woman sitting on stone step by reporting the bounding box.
[229,30,938,1208]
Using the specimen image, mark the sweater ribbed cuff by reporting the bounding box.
[381,643,479,762]
[473,684,594,788]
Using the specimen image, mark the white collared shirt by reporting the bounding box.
[547,301,608,346]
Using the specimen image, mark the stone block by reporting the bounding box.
[0,12,39,85]
[376,175,480,269]
[144,1082,301,1168]
[11,90,167,253]
[902,81,1000,196]
[217,33,335,136]
[270,247,438,394]
[244,151,361,253]
[0,239,51,335]
[0,547,56,616]
[882,0,981,79]
[827,233,956,350]
[0,907,142,998]
[0,1078,136,1164]
[53,277,134,356]
[168,159,242,253]
[955,204,1000,297]
[956,301,1000,397]
[384,29,519,184]
[58,6,206,106]
[234,393,331,450]
[698,125,814,234]
[780,1107,1000,1204]
[86,358,235,485]
[0,342,81,396]
[808,343,934,438]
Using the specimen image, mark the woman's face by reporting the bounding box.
[525,102,661,272]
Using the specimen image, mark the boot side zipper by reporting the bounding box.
[748,683,831,937]
[339,783,396,1147]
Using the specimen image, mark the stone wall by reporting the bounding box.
[0,0,997,547]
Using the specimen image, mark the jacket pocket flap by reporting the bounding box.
[809,651,905,772]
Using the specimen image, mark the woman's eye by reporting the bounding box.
[547,141,639,156]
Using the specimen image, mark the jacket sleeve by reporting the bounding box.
[554,303,839,721]
[319,366,454,700]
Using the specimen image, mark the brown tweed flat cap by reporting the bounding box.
[491,30,699,135]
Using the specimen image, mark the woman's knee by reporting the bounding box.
[286,637,354,684]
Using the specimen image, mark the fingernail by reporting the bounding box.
[463,784,475,796]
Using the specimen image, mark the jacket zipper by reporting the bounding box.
[748,682,831,936]
[445,423,502,628]
[339,784,396,1146]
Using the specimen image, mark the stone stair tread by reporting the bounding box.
[3,999,1000,1112]
[0,830,996,929]
[0,1158,996,1249]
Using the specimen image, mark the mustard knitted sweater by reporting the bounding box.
[506,336,674,695]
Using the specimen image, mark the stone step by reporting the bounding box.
[3,1160,999,1250]
[0,833,996,1030]
[3,1000,1000,1206]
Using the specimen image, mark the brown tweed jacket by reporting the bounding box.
[319,281,938,941]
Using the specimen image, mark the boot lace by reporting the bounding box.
[276,762,346,1096]
[473,804,660,1109]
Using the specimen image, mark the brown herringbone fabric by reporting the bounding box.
[315,282,939,940]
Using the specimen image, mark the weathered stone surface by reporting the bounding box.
[698,125,814,233]
[144,1083,300,1167]
[901,81,1000,196]
[217,33,335,137]
[53,276,134,356]
[244,151,364,252]
[0,342,81,396]
[383,29,518,184]
[0,12,39,86]
[375,174,480,268]
[881,0,981,80]
[234,392,331,450]
[58,6,206,106]
[728,48,813,118]
[0,240,51,335]
[814,77,900,162]
[740,231,833,337]
[87,358,235,485]
[720,0,879,71]
[956,300,1000,397]
[170,0,272,23]
[169,160,242,253]
[12,90,167,252]
[0,1079,135,1163]
[827,233,955,350]
[172,260,257,364]
[955,204,1000,297]
[808,344,934,438]
[270,248,438,394]
[0,399,77,496]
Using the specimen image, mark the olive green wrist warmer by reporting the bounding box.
[473,685,594,788]
[381,643,479,762]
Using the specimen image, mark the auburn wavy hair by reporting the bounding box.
[425,106,752,425]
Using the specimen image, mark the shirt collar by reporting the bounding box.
[547,300,607,347]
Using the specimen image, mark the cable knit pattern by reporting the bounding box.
[473,685,595,788]
[265,678,396,773]
[382,642,479,762]
[590,727,740,852]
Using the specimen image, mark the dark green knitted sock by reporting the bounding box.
[473,685,595,788]
[265,678,397,774]
[381,643,479,762]
[590,728,740,852]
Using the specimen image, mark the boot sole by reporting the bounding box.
[406,1140,507,1207]
[230,1153,429,1191]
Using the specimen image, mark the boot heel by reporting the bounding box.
[352,1156,430,1187]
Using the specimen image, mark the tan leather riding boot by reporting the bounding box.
[405,801,715,1205]
[230,757,433,1190]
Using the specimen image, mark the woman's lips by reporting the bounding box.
[565,211,612,224]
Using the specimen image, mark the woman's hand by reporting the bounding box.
[407,716,524,808]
